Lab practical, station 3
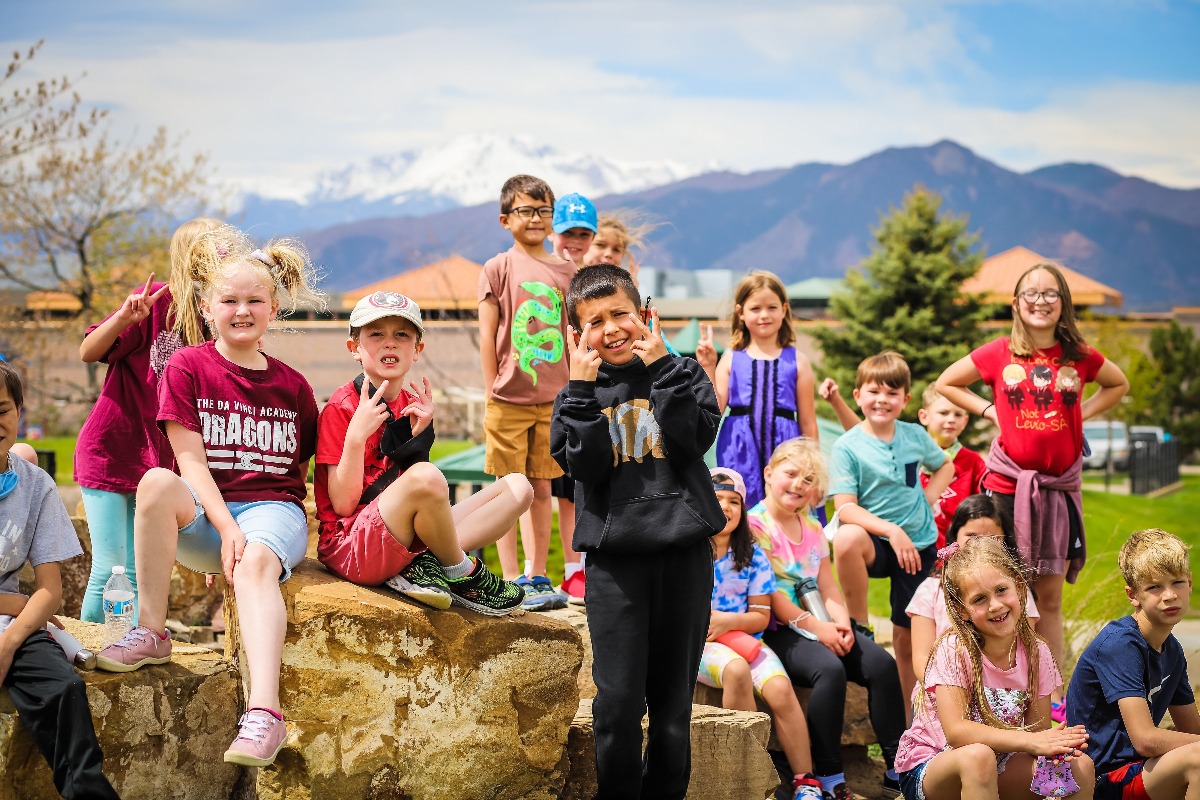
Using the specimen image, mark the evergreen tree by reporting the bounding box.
[1146,320,1200,459]
[813,186,995,416]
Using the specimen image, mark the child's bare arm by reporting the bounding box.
[708,593,771,639]
[1081,358,1130,422]
[478,299,500,394]
[713,351,732,414]
[1169,703,1200,736]
[168,422,245,584]
[0,562,62,683]
[936,356,995,423]
[819,378,860,431]
[909,615,937,682]
[924,459,956,506]
[795,354,819,443]
[1120,696,1200,758]
[939,683,1089,756]
[835,493,921,573]
[0,593,29,616]
[326,379,391,518]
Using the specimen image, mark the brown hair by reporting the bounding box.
[499,174,554,214]
[729,271,795,350]
[925,536,1046,730]
[855,350,910,391]
[168,217,222,346]
[0,361,23,410]
[1119,528,1191,589]
[1009,263,1089,362]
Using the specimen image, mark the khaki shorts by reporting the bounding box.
[484,398,563,480]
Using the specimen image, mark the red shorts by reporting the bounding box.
[317,498,426,586]
[1097,761,1149,800]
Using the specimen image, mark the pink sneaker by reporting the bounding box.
[224,709,287,767]
[95,626,172,672]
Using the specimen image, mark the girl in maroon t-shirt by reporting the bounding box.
[936,262,1128,711]
[75,217,220,623]
[96,224,324,769]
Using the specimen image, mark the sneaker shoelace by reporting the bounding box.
[113,627,155,651]
[234,711,275,744]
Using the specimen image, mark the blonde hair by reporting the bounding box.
[168,217,222,346]
[730,271,795,350]
[925,536,1045,730]
[1010,263,1089,362]
[1119,528,1191,589]
[189,225,326,325]
[594,211,659,269]
[765,437,827,503]
[856,350,910,391]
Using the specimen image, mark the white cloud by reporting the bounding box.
[4,2,1197,198]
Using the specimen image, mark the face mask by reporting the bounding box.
[0,465,17,500]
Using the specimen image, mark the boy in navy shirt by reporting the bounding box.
[1068,528,1200,800]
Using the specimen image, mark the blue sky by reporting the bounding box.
[5,1,1198,198]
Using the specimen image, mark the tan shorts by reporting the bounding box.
[484,398,563,480]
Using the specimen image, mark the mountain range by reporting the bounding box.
[237,138,1200,310]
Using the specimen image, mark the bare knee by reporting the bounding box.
[959,742,997,775]
[137,467,184,501]
[722,658,752,690]
[761,676,802,713]
[233,543,282,584]
[833,524,870,560]
[530,477,551,501]
[396,462,449,502]
[501,473,535,511]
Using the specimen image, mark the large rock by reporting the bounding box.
[545,607,594,699]
[560,699,780,800]
[230,559,583,800]
[0,618,242,800]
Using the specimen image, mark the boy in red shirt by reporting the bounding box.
[316,292,531,614]
[917,385,986,549]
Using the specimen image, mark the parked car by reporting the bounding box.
[1083,420,1129,470]
[1129,425,1168,445]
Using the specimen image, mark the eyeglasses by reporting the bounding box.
[1019,289,1061,304]
[507,206,554,220]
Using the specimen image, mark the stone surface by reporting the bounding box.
[560,699,780,800]
[545,606,594,700]
[230,559,583,800]
[0,618,242,800]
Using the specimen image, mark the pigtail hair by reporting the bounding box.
[256,238,326,317]
[168,217,222,345]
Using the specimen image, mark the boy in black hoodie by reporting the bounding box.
[551,264,724,800]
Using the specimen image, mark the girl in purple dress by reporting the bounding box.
[699,271,818,508]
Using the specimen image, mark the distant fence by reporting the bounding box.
[1129,438,1182,496]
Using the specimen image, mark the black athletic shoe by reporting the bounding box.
[447,559,524,616]
[385,550,453,610]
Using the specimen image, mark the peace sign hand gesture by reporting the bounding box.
[347,377,391,446]
[568,324,602,382]
[399,377,434,436]
[695,323,717,371]
[115,272,170,326]
[630,307,668,366]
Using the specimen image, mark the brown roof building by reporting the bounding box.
[341,255,484,318]
[963,246,1123,308]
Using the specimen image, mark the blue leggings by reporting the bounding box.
[79,488,138,623]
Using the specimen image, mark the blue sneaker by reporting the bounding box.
[516,575,566,611]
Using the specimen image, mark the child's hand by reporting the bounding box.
[221,527,247,585]
[568,325,602,381]
[694,324,717,371]
[630,308,668,365]
[886,525,922,574]
[818,378,841,401]
[114,272,169,326]
[707,610,742,640]
[1028,724,1089,758]
[347,377,391,444]
[399,377,434,436]
[814,620,853,656]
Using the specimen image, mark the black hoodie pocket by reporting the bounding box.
[599,491,709,553]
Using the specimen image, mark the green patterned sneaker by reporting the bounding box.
[385,551,453,610]
[447,559,524,616]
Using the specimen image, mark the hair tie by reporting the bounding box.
[216,246,229,259]
[250,248,277,269]
[936,541,960,569]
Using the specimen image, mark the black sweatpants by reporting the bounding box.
[3,629,120,799]
[586,539,713,800]
[762,625,905,776]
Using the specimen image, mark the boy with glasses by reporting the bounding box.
[478,174,575,611]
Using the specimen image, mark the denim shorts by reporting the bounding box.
[898,761,928,800]
[177,482,308,581]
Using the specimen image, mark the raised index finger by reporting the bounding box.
[141,272,155,297]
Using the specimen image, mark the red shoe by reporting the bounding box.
[560,570,586,605]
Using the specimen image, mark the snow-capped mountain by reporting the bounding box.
[232,134,715,233]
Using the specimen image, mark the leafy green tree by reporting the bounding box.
[1081,316,1159,427]
[813,186,996,417]
[1145,320,1200,459]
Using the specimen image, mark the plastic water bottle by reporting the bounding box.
[796,577,833,623]
[102,566,135,645]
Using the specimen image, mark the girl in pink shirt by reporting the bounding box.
[894,536,1094,800]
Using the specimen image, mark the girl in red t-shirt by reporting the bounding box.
[75,217,220,623]
[96,224,325,769]
[936,262,1128,709]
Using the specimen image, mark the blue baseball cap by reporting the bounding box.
[553,193,598,235]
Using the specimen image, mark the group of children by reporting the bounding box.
[1,170,1198,800]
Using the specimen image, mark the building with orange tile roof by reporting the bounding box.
[341,255,483,318]
[962,246,1123,308]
